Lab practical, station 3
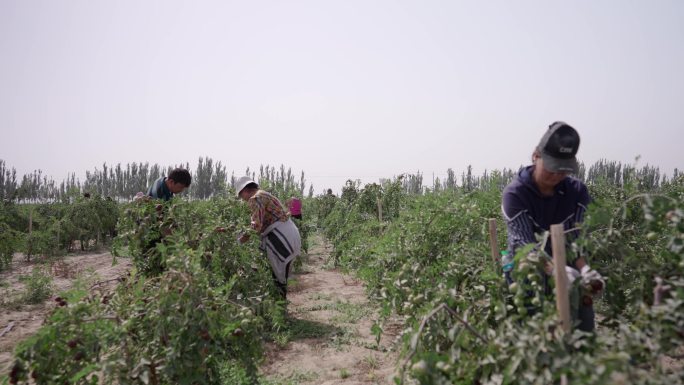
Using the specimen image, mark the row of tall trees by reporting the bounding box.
[240,164,308,200]
[420,160,678,194]
[0,158,311,203]
[1,158,679,203]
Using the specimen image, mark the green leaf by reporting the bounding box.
[70,364,98,382]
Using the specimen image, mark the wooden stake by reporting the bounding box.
[377,197,383,222]
[488,219,500,268]
[551,224,571,333]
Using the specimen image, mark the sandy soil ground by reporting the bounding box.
[260,236,405,385]
[0,251,132,374]
[4,236,676,383]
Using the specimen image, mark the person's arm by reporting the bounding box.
[502,192,538,255]
[573,183,604,290]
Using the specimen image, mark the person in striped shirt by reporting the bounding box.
[502,122,604,332]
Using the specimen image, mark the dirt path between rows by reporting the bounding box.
[260,236,404,385]
[0,237,405,383]
[0,251,132,374]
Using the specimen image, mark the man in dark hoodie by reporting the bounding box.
[502,121,604,332]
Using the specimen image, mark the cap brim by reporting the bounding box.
[541,153,578,174]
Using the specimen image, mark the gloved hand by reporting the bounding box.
[237,232,250,244]
[564,266,580,285]
[580,265,605,293]
[564,265,604,294]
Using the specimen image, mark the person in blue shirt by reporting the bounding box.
[135,168,192,274]
[502,121,604,332]
[147,168,192,201]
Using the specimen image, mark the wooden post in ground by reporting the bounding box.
[551,224,571,333]
[488,218,500,268]
[377,197,383,222]
[27,208,34,262]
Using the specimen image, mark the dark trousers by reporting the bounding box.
[271,269,288,300]
[263,248,292,301]
[576,301,595,332]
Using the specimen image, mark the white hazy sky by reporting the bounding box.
[1,0,683,193]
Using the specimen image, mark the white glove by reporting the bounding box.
[580,265,605,293]
[565,266,580,285]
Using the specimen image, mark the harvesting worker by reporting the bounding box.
[146,168,192,201]
[135,168,191,273]
[287,196,303,220]
[236,176,301,301]
[502,121,604,332]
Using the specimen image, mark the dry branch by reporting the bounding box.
[0,321,15,338]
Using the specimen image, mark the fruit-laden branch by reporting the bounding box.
[401,302,488,375]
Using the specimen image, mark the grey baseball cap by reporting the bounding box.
[537,121,580,173]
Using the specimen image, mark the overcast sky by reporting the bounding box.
[1,0,682,193]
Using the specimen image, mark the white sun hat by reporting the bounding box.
[235,176,258,197]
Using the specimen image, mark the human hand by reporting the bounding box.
[544,260,554,275]
[653,276,672,306]
[580,265,605,294]
[564,265,604,294]
[237,232,250,244]
[564,266,580,285]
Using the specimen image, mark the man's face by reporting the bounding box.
[168,180,188,194]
